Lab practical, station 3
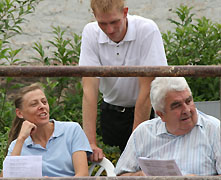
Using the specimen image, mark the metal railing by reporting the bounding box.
[1,65,220,118]
[0,65,221,77]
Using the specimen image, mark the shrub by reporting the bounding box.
[0,77,17,131]
[162,5,221,101]
[0,127,9,170]
[0,0,40,65]
[32,26,81,66]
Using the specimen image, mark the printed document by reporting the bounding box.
[3,156,42,177]
[138,157,182,176]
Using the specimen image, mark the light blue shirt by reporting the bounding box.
[8,120,92,177]
[115,110,221,176]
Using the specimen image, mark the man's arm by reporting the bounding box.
[133,77,154,130]
[82,77,104,162]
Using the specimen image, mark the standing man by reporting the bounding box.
[79,0,167,161]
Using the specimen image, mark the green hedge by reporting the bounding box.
[162,5,221,101]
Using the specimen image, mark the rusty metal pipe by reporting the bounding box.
[0,65,221,77]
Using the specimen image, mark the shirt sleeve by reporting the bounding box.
[213,122,221,174]
[70,123,92,156]
[139,20,167,66]
[114,131,141,175]
[79,23,101,66]
[7,140,16,156]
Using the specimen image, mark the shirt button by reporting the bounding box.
[117,53,119,55]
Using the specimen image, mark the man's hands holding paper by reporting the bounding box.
[119,171,146,176]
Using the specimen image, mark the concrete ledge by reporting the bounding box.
[1,177,221,180]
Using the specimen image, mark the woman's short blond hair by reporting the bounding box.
[91,0,125,13]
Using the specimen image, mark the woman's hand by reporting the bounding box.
[11,120,37,156]
[17,120,37,141]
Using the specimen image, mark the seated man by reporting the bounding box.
[115,77,221,176]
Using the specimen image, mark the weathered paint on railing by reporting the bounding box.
[0,65,221,77]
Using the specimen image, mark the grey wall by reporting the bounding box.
[195,101,220,120]
[8,0,221,62]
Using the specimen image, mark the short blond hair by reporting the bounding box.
[91,0,125,13]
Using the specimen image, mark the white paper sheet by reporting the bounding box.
[138,157,182,176]
[3,156,42,177]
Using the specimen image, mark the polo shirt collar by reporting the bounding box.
[98,14,136,44]
[51,119,64,138]
[195,109,204,127]
[25,119,64,147]
[156,109,203,136]
[156,121,167,136]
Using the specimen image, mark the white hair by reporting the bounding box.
[150,77,191,113]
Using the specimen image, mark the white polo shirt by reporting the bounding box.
[79,15,167,106]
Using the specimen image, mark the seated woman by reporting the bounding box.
[0,83,92,177]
